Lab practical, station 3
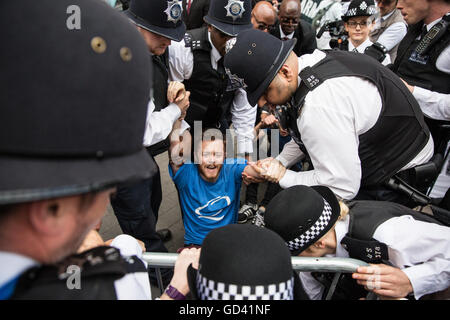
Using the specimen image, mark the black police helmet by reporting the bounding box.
[342,0,377,22]
[124,0,186,41]
[224,29,296,106]
[186,224,306,300]
[0,0,156,205]
[264,186,341,256]
[204,0,253,37]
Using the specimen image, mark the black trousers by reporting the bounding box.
[110,163,173,284]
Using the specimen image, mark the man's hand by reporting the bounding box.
[256,157,287,183]
[400,78,415,93]
[261,114,279,128]
[78,229,105,253]
[160,248,201,300]
[167,81,186,103]
[352,264,413,299]
[242,161,265,185]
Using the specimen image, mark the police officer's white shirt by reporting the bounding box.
[143,100,183,147]
[276,50,434,200]
[411,17,450,121]
[348,38,392,66]
[373,10,407,52]
[0,235,152,300]
[168,31,257,154]
[300,214,450,300]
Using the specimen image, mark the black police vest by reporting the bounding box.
[289,50,430,187]
[393,16,450,152]
[9,246,146,300]
[146,51,171,156]
[183,27,235,132]
[314,200,444,300]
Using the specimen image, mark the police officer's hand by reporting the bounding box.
[160,248,201,300]
[352,264,414,299]
[167,81,186,103]
[175,91,191,114]
[256,157,287,183]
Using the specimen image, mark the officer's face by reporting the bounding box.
[208,26,233,56]
[197,140,225,183]
[258,60,298,107]
[50,189,115,263]
[345,17,374,45]
[377,0,397,17]
[396,0,429,25]
[137,26,171,56]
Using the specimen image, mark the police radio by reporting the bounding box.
[364,42,388,63]
[415,13,450,56]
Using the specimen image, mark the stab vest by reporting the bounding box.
[9,246,147,300]
[288,50,430,187]
[314,200,444,300]
[393,15,450,152]
[369,9,405,62]
[147,51,171,156]
[183,27,235,132]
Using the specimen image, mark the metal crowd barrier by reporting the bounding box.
[143,252,371,300]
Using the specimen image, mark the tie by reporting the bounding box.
[282,36,289,41]
[187,0,192,15]
[352,48,358,53]
[420,25,428,40]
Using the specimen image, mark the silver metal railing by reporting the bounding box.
[143,252,371,300]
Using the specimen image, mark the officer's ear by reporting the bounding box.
[278,63,295,83]
[27,198,69,237]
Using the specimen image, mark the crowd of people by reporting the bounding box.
[0,0,449,301]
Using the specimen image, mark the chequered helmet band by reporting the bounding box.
[196,272,294,300]
[286,198,333,251]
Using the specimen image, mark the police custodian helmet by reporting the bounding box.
[124,0,187,42]
[0,0,156,205]
[204,0,253,37]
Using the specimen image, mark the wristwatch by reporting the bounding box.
[164,284,186,300]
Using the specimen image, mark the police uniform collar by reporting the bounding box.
[0,251,38,288]
[207,31,223,64]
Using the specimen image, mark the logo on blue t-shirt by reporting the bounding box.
[195,196,231,221]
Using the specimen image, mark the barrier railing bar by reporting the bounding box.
[142,252,369,273]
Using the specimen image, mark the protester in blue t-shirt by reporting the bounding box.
[169,121,261,247]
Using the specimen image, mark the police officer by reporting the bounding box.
[393,0,450,198]
[264,185,450,300]
[111,0,190,287]
[0,0,157,299]
[169,0,257,156]
[226,29,434,203]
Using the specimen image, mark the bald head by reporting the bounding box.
[279,0,301,35]
[251,1,277,32]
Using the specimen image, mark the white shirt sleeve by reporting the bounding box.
[413,87,450,121]
[299,272,326,300]
[409,45,450,121]
[168,39,194,81]
[231,88,257,154]
[276,138,305,167]
[373,216,450,300]
[376,22,407,51]
[143,100,181,147]
[110,235,152,300]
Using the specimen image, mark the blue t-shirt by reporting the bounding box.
[169,158,247,245]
